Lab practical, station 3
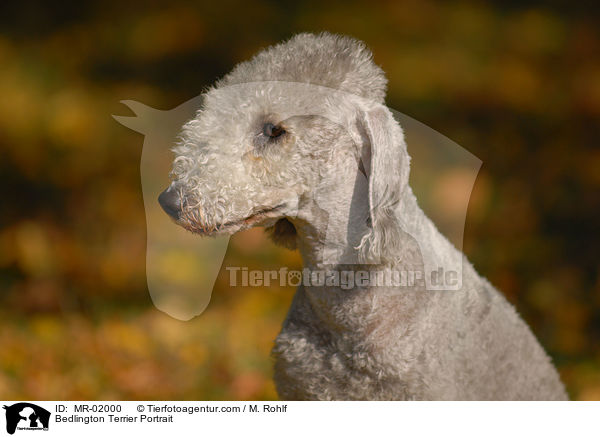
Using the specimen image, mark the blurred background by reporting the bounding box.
[0,0,599,400]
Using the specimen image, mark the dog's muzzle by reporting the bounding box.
[158,186,182,220]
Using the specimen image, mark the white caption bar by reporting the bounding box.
[0,401,595,437]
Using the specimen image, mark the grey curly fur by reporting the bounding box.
[161,32,568,400]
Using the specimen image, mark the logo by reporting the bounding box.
[3,403,50,435]
[113,84,480,321]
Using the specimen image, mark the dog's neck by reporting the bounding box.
[288,167,430,336]
[292,157,372,271]
[285,154,462,334]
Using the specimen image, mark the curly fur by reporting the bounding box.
[161,32,568,400]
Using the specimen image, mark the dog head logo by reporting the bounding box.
[3,403,50,435]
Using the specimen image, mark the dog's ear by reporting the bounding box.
[356,105,410,264]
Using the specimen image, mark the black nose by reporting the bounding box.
[158,187,182,220]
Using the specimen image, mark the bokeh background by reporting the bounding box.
[1,0,599,400]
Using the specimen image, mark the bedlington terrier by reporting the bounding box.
[158,32,568,400]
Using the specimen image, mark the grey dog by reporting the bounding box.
[158,33,567,400]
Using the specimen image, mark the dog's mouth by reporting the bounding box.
[181,203,287,236]
[222,204,287,229]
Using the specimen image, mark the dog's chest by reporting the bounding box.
[271,287,424,400]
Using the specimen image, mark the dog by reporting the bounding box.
[158,32,567,400]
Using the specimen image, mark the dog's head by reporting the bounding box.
[159,33,409,263]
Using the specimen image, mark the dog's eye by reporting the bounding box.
[263,123,285,139]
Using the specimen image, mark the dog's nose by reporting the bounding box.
[158,187,182,220]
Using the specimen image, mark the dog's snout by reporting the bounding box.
[158,187,182,220]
